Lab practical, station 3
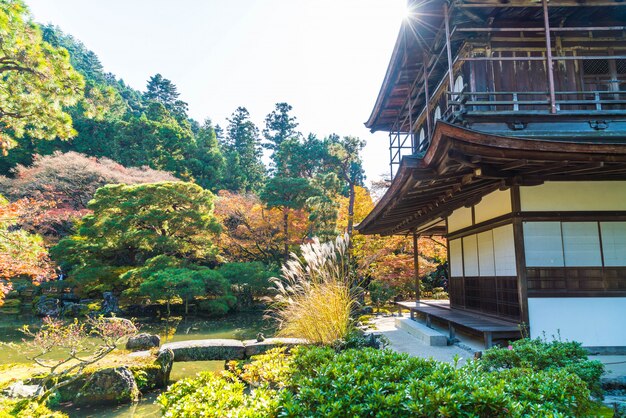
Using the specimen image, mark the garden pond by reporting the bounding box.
[0,312,276,417]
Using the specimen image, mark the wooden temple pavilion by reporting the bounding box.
[357,0,626,349]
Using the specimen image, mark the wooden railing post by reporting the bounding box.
[413,231,421,304]
[542,0,558,114]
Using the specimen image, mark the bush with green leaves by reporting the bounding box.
[51,181,221,297]
[0,397,67,418]
[217,262,276,307]
[368,279,397,311]
[196,295,237,317]
[480,337,605,398]
[159,345,595,417]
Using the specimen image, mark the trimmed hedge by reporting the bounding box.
[159,342,598,417]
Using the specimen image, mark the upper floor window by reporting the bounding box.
[582,58,626,92]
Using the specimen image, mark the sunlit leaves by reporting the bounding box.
[0,0,84,153]
[0,195,52,294]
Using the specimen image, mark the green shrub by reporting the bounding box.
[368,280,397,311]
[0,397,67,417]
[332,330,388,351]
[480,337,605,397]
[218,262,276,307]
[157,371,280,418]
[2,299,21,308]
[160,346,594,417]
[196,295,236,317]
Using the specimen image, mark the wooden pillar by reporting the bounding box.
[443,3,455,94]
[423,51,432,139]
[511,186,530,326]
[413,230,421,303]
[403,23,415,153]
[542,0,557,114]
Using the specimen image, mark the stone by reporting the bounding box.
[154,348,175,387]
[3,382,43,399]
[358,306,374,315]
[74,367,139,406]
[61,302,89,318]
[34,295,60,317]
[243,338,309,357]
[126,333,161,351]
[102,291,121,316]
[159,339,245,361]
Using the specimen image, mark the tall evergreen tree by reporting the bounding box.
[327,135,366,238]
[186,119,224,191]
[220,107,266,193]
[263,102,300,165]
[144,73,188,119]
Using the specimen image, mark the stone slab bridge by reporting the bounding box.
[158,338,309,362]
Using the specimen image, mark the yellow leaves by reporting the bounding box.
[214,191,310,263]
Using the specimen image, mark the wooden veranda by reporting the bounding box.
[396,300,522,348]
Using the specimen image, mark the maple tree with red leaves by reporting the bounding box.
[214,191,310,265]
[338,186,447,298]
[0,195,54,300]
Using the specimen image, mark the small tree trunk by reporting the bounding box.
[347,181,356,238]
[283,208,289,261]
[185,297,189,315]
[166,299,171,319]
[346,180,356,278]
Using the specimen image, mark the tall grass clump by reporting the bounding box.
[270,234,356,345]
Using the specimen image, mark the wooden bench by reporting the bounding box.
[396,301,521,348]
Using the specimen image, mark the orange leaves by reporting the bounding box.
[0,197,53,287]
[340,186,447,295]
[214,191,309,264]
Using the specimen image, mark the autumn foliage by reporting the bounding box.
[0,151,179,209]
[0,196,53,298]
[214,191,309,265]
[338,186,447,297]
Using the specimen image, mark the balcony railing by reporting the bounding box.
[448,90,626,114]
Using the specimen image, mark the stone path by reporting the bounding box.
[368,314,476,364]
[159,338,308,362]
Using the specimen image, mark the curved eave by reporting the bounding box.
[364,26,405,133]
[357,122,626,236]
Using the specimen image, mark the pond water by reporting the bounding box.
[0,312,275,417]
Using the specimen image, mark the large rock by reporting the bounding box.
[243,338,309,357]
[33,296,60,317]
[102,291,121,316]
[3,382,43,399]
[154,348,174,387]
[61,302,89,318]
[126,333,160,351]
[159,339,245,361]
[74,367,139,406]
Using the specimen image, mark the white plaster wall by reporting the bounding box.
[528,298,626,347]
[475,190,512,224]
[520,181,626,211]
[448,206,472,233]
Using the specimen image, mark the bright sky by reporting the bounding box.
[26,0,406,183]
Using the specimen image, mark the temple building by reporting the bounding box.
[357,0,626,350]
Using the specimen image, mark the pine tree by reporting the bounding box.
[220,107,266,193]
